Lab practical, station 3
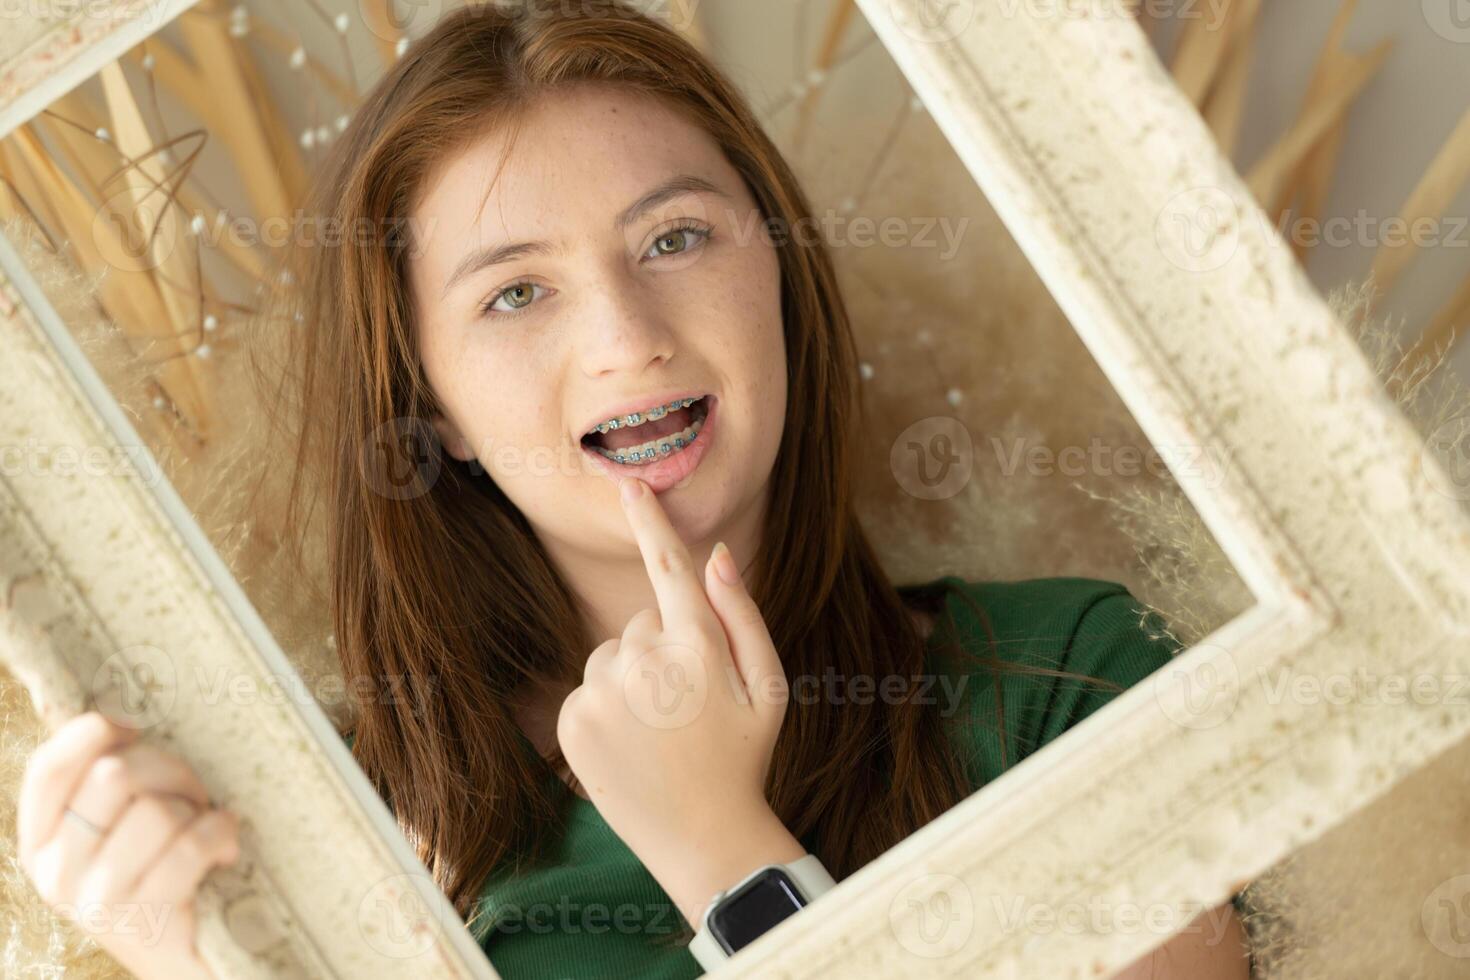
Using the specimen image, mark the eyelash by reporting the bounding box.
[477,220,715,319]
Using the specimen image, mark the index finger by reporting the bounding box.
[618,477,721,637]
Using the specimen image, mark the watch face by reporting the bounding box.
[707,867,806,955]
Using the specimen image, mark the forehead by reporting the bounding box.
[411,84,736,261]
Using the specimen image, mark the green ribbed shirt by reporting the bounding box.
[348,575,1184,979]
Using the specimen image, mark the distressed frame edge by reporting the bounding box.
[0,226,501,978]
[0,0,201,143]
[714,2,1470,977]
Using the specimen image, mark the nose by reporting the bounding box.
[577,268,678,377]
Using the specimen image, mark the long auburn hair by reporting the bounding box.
[255,0,1118,932]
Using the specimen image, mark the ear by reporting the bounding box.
[430,412,476,463]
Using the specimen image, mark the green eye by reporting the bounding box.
[654,231,689,254]
[480,281,544,317]
[645,221,712,260]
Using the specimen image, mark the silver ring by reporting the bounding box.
[63,806,105,836]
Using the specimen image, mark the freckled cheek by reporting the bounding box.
[430,342,521,460]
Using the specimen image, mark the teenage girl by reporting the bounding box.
[17,3,1252,977]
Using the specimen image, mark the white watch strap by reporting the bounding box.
[688,854,835,970]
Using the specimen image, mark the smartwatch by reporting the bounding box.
[687,854,835,969]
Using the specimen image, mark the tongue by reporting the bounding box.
[596,406,695,451]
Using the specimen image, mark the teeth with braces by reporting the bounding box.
[592,396,701,436]
[592,416,705,465]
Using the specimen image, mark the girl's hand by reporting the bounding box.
[16,711,240,980]
[556,476,804,926]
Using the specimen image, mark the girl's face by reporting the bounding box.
[408,83,786,558]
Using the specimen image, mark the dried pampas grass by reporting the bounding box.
[1082,277,1469,980]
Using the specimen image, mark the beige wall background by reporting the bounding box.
[701,0,1470,380]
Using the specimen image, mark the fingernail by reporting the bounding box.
[713,541,741,587]
[620,477,643,502]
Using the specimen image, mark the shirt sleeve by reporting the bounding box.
[1032,584,1183,751]
[938,577,1184,785]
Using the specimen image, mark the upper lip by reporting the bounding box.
[577,390,711,440]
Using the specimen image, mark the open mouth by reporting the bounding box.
[580,394,711,466]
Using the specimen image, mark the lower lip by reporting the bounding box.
[580,396,718,494]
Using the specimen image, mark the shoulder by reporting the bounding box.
[923,575,1183,780]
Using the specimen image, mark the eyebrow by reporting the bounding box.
[440,173,731,300]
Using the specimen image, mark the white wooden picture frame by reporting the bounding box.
[2,1,1468,977]
[0,0,200,143]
